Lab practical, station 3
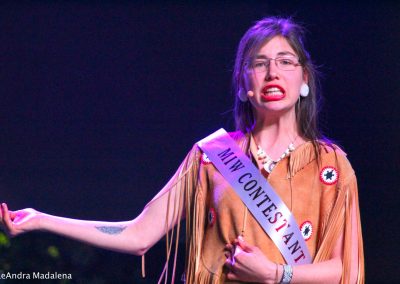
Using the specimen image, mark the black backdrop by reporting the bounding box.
[1,1,399,283]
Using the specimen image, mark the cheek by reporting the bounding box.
[289,75,304,93]
[248,73,264,90]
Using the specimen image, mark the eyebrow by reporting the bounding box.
[255,51,297,59]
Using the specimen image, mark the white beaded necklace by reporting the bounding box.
[256,141,296,173]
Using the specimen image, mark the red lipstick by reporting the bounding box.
[260,84,285,101]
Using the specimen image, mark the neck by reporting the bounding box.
[252,111,303,160]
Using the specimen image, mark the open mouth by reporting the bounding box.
[261,85,285,101]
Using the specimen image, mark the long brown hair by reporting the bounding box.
[233,16,323,142]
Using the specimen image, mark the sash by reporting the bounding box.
[197,129,312,265]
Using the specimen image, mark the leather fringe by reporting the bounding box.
[152,146,200,284]
[287,141,317,179]
[195,268,222,284]
[313,162,364,283]
[185,148,206,284]
[155,135,364,283]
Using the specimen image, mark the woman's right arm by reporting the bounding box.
[0,167,185,256]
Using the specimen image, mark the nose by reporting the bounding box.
[265,60,279,81]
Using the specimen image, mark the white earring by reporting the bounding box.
[238,88,248,102]
[300,83,309,97]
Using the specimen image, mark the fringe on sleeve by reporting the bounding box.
[145,146,202,284]
[313,171,365,284]
[184,148,209,284]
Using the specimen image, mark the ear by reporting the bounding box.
[303,68,309,84]
[243,71,252,91]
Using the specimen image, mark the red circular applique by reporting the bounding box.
[208,208,216,226]
[300,221,313,241]
[319,166,339,185]
[201,152,212,165]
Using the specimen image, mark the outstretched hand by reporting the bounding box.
[0,203,42,237]
[224,236,277,284]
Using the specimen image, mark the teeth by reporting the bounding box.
[265,87,283,94]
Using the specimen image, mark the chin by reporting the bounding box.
[262,104,296,115]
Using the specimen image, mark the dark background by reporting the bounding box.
[0,1,399,283]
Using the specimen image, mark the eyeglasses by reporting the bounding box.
[247,56,302,72]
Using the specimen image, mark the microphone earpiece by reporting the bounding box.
[247,90,254,97]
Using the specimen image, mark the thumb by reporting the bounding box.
[236,235,254,252]
[1,203,14,230]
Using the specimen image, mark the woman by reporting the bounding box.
[0,17,364,283]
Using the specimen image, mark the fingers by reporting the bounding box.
[1,203,11,224]
[224,238,246,266]
[225,243,233,251]
[224,242,237,266]
[1,203,12,230]
[1,203,18,236]
[224,243,234,259]
[1,203,8,221]
[225,271,239,281]
[235,235,254,252]
[233,246,243,260]
[224,236,251,278]
[224,254,233,267]
[0,204,3,228]
[224,257,240,281]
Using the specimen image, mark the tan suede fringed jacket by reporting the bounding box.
[152,131,364,284]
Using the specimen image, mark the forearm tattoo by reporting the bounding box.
[95,225,127,235]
